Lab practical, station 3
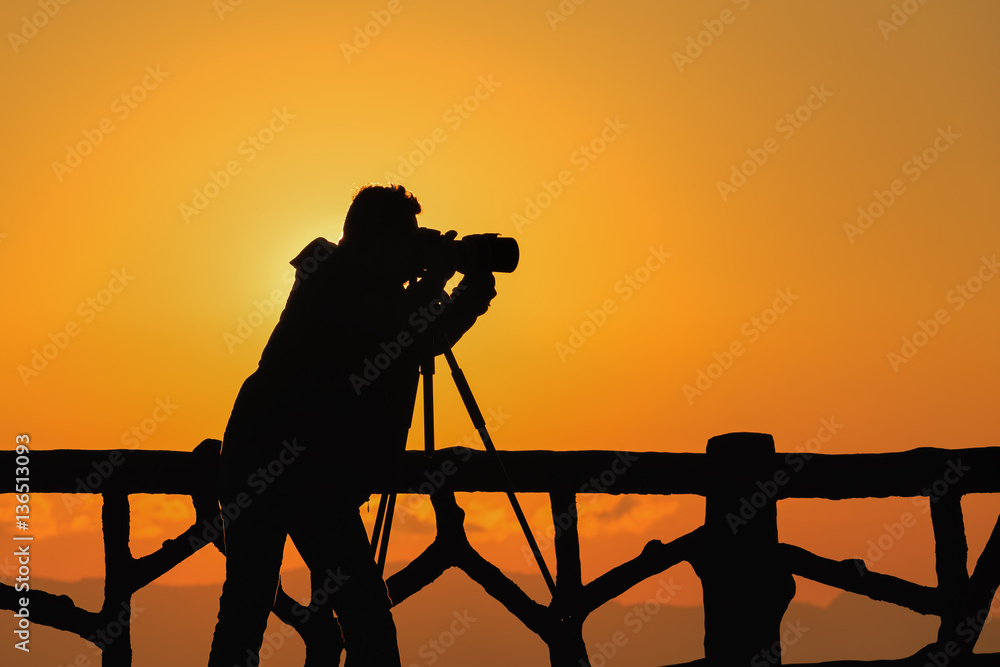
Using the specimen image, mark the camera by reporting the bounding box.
[416,229,519,274]
[454,233,519,274]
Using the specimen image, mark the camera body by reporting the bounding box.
[415,229,519,275]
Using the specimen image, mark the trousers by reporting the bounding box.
[207,423,402,667]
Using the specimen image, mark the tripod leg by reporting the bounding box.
[370,492,389,558]
[376,493,396,576]
[441,347,558,599]
[422,355,435,455]
[372,354,433,575]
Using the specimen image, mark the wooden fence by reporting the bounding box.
[2,432,1000,666]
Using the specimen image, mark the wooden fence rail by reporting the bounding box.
[2,432,999,666]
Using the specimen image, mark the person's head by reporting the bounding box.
[342,183,420,248]
[340,183,421,282]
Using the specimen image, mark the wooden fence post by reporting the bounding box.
[698,432,795,666]
[548,490,588,667]
[101,490,133,667]
[930,485,969,645]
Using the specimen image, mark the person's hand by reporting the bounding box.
[458,270,497,316]
[418,228,458,284]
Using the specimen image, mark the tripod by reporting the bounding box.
[369,338,558,599]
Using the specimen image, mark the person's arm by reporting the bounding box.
[403,256,496,355]
[429,270,496,352]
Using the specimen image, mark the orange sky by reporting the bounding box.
[2,0,1000,619]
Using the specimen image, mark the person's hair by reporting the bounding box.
[341,184,420,247]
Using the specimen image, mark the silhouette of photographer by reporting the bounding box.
[208,184,497,667]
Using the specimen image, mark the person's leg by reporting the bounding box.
[288,505,401,667]
[208,440,287,667]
